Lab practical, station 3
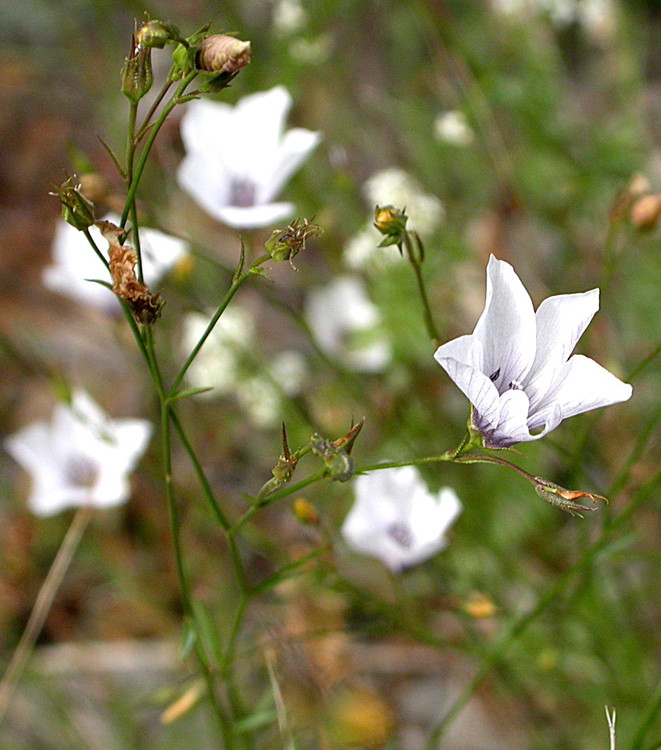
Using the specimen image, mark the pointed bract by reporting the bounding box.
[341,467,462,573]
[434,256,632,447]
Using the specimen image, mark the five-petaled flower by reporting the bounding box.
[4,391,152,516]
[177,86,320,230]
[341,466,462,573]
[434,255,632,448]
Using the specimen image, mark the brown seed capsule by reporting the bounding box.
[196,35,252,74]
[632,194,661,230]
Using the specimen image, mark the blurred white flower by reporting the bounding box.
[434,255,632,448]
[289,35,333,65]
[305,276,391,372]
[363,168,444,237]
[434,110,474,147]
[177,86,320,230]
[343,223,405,271]
[182,307,255,396]
[272,0,307,34]
[342,466,462,574]
[491,0,616,38]
[43,215,188,313]
[4,391,151,517]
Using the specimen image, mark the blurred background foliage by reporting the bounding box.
[0,0,659,748]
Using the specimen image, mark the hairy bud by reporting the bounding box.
[196,35,252,74]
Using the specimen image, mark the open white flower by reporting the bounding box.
[5,391,152,516]
[305,276,391,372]
[43,215,188,313]
[434,255,632,448]
[342,467,462,573]
[177,86,320,230]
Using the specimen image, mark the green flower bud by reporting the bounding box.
[51,177,96,231]
[374,204,408,248]
[136,19,180,49]
[121,35,153,103]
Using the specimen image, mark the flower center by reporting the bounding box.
[386,521,414,549]
[508,379,523,390]
[489,368,500,382]
[229,178,257,207]
[65,454,100,489]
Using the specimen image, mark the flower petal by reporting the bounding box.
[472,256,536,391]
[535,354,632,421]
[523,289,599,410]
[213,202,296,229]
[487,388,533,447]
[434,335,501,430]
[257,128,321,204]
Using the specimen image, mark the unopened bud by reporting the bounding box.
[463,592,496,619]
[326,687,395,748]
[136,19,180,49]
[293,498,320,525]
[51,177,96,231]
[631,194,661,231]
[196,35,252,74]
[374,204,408,248]
[121,35,153,103]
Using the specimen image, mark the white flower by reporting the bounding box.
[305,276,391,372]
[272,0,307,34]
[43,215,188,313]
[343,222,404,271]
[434,255,632,448]
[177,86,320,230]
[434,110,474,147]
[341,467,462,574]
[4,391,152,516]
[363,168,444,237]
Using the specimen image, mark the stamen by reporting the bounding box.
[229,178,257,208]
[489,368,500,382]
[387,521,414,549]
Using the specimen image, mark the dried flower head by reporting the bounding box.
[97,221,163,324]
[265,216,322,266]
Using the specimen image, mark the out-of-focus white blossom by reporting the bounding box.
[182,309,307,426]
[342,466,462,573]
[491,0,617,39]
[343,223,405,271]
[5,391,151,516]
[363,168,444,237]
[272,0,307,34]
[434,255,632,448]
[305,276,391,372]
[43,215,188,313]
[182,307,255,397]
[177,87,320,230]
[289,35,333,65]
[434,110,474,147]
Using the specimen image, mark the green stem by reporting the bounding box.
[169,254,270,396]
[423,465,661,749]
[136,78,174,142]
[410,259,440,346]
[120,71,198,230]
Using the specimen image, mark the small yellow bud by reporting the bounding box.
[463,592,496,619]
[293,498,320,525]
[327,687,395,748]
[631,194,661,231]
[196,35,252,74]
[136,19,180,49]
